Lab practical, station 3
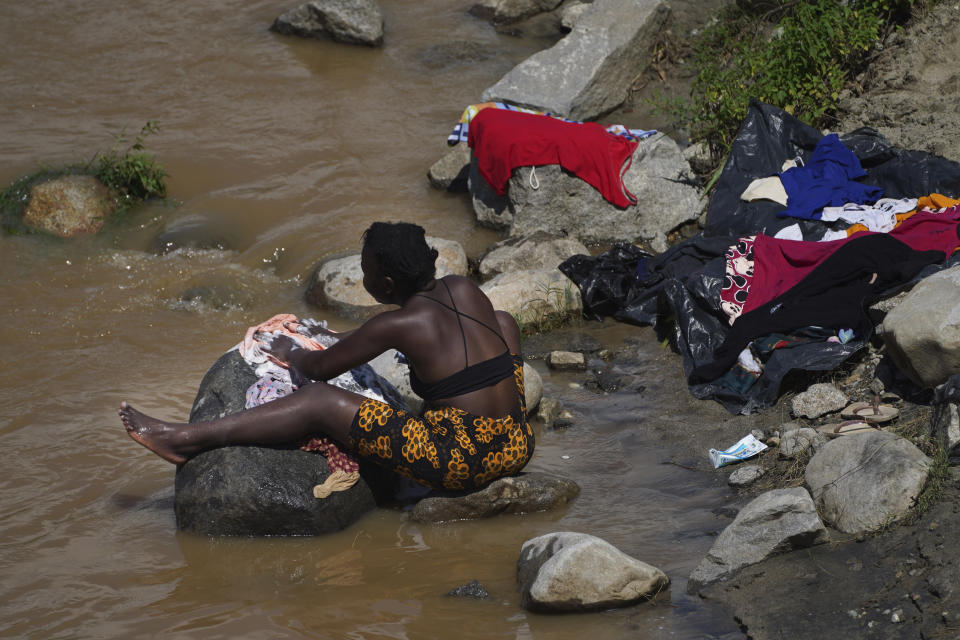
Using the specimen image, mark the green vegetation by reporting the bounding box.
[0,121,167,235]
[661,0,923,161]
[90,121,167,201]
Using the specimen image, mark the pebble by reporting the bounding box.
[891,608,905,623]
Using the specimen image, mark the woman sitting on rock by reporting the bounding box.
[119,221,534,491]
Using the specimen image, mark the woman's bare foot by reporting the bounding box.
[119,401,191,465]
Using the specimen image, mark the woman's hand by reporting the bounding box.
[261,333,301,367]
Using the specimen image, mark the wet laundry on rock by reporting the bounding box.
[467,107,643,208]
[447,101,655,146]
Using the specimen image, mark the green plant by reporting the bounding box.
[664,0,919,161]
[90,121,167,200]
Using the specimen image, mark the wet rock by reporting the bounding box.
[408,472,580,523]
[547,350,586,371]
[471,133,704,252]
[151,213,231,254]
[728,465,765,487]
[447,580,490,599]
[478,230,588,281]
[882,264,960,388]
[536,397,573,427]
[270,0,385,47]
[791,383,849,419]
[688,488,829,590]
[177,349,378,535]
[21,174,118,237]
[175,445,377,536]
[480,269,582,327]
[305,236,468,319]
[481,0,669,121]
[805,431,931,534]
[779,427,826,460]
[469,0,562,24]
[427,144,471,192]
[517,531,669,611]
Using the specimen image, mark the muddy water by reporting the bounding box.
[0,2,741,638]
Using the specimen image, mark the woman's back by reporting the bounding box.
[398,275,521,417]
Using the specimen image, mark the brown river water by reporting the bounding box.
[0,2,743,638]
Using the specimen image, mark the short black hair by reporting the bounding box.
[362,222,438,299]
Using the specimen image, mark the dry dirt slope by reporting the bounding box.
[836,2,960,164]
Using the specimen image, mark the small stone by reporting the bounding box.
[891,608,905,623]
[750,429,765,441]
[728,465,765,487]
[447,580,490,599]
[929,521,939,531]
[547,350,587,371]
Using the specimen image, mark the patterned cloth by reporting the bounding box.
[348,355,533,491]
[446,101,656,146]
[720,236,756,326]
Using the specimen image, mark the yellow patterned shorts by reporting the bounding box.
[348,354,534,491]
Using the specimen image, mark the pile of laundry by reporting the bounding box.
[561,101,960,414]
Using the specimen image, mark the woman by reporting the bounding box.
[119,222,534,491]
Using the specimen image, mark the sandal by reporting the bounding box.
[841,401,899,423]
[816,420,880,438]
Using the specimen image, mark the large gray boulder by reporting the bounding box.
[22,174,118,237]
[176,349,378,535]
[470,133,703,251]
[409,472,579,523]
[805,431,931,534]
[517,531,669,611]
[304,236,468,319]
[688,488,828,590]
[270,0,384,47]
[470,0,563,24]
[480,0,669,120]
[881,264,960,388]
[478,230,588,280]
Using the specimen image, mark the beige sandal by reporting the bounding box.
[816,420,880,438]
[841,401,899,423]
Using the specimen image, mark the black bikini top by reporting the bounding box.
[409,279,515,402]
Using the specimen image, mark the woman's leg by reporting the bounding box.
[119,381,365,464]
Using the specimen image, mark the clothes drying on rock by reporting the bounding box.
[447,101,655,146]
[467,107,641,208]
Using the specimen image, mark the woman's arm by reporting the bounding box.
[267,310,406,381]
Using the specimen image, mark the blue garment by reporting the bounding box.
[778,134,883,220]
